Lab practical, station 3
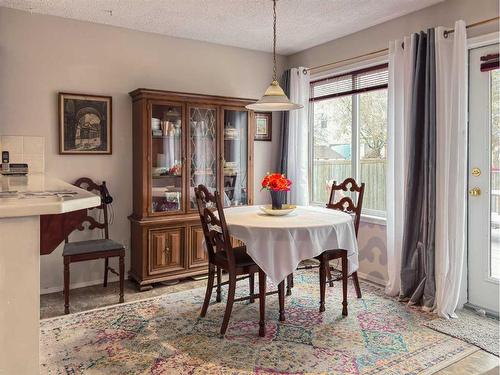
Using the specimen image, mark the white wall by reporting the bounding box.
[287,0,499,70]
[286,0,499,283]
[0,7,284,293]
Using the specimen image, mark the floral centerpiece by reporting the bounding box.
[261,173,292,210]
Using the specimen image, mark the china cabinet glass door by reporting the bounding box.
[188,105,218,209]
[223,109,249,206]
[150,103,183,214]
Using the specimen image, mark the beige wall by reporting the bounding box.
[287,0,499,284]
[288,0,499,69]
[0,7,284,293]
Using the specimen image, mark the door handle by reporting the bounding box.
[469,187,481,196]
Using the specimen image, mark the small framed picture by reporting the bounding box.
[59,92,112,154]
[254,112,272,141]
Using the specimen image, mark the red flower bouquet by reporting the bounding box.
[261,173,292,192]
[261,173,291,209]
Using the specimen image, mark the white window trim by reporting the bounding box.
[309,56,389,219]
[467,32,500,49]
[310,54,388,82]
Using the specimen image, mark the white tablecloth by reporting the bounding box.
[223,205,359,284]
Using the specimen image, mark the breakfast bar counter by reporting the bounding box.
[0,174,100,374]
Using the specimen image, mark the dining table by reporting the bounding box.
[222,204,359,336]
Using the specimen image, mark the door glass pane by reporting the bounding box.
[189,107,217,209]
[359,90,388,213]
[223,110,248,206]
[490,69,500,279]
[151,104,182,213]
[312,96,352,203]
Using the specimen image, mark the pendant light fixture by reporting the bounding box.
[246,0,303,111]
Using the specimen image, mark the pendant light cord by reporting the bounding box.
[273,0,277,82]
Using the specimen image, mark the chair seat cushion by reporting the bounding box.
[63,239,124,256]
[314,249,347,260]
[214,246,256,267]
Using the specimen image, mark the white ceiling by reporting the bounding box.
[0,0,443,55]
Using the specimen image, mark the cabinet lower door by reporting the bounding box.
[149,227,185,275]
[189,225,209,268]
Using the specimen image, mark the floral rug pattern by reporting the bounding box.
[40,271,477,374]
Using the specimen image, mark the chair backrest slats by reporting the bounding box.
[65,177,110,242]
[327,177,365,236]
[194,184,235,265]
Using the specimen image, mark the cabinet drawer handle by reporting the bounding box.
[164,246,170,256]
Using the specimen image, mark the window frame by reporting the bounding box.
[308,57,389,220]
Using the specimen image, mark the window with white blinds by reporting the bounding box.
[310,63,388,102]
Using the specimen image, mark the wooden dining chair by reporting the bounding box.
[315,177,364,315]
[63,177,125,314]
[194,184,286,336]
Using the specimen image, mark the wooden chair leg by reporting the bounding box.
[341,253,348,316]
[352,271,362,298]
[258,269,267,337]
[278,280,285,322]
[119,254,124,303]
[103,257,109,287]
[220,274,236,336]
[286,273,293,296]
[63,257,70,315]
[326,262,334,287]
[319,256,326,313]
[249,272,255,303]
[200,264,215,317]
[216,266,222,303]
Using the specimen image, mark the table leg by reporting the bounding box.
[319,256,326,313]
[286,273,293,296]
[278,281,285,321]
[258,269,266,337]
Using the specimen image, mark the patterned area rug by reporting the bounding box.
[424,309,499,356]
[40,271,477,374]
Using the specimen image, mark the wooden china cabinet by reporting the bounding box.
[129,88,255,290]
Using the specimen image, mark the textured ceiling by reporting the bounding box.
[0,0,443,55]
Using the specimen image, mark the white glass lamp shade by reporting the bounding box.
[246,80,303,111]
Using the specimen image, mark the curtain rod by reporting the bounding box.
[304,16,499,73]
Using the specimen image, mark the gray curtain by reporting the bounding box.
[400,29,436,309]
[279,70,291,175]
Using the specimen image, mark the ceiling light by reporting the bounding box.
[246,0,303,112]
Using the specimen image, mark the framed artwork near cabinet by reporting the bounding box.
[254,112,272,141]
[59,92,112,154]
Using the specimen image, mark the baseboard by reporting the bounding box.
[356,271,387,287]
[40,271,387,295]
[464,302,500,319]
[40,275,120,295]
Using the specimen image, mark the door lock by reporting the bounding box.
[471,168,481,177]
[469,187,481,196]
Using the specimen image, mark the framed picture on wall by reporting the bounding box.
[254,112,272,141]
[58,92,112,154]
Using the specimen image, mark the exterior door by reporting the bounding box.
[468,44,500,314]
